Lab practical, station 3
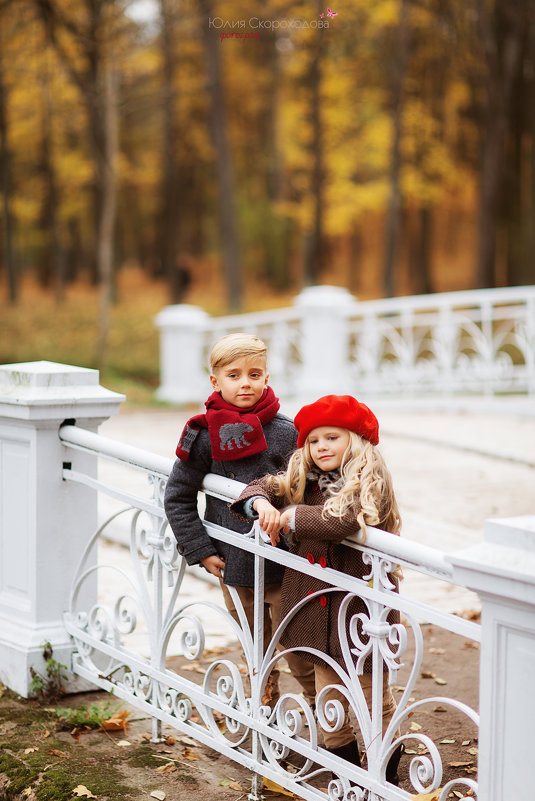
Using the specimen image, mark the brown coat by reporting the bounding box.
[232,476,399,671]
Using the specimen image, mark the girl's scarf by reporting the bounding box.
[306,468,344,495]
[176,387,280,462]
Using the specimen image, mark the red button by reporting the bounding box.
[307,553,315,564]
[319,556,327,568]
[320,595,327,607]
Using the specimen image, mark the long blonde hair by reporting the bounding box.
[268,431,401,539]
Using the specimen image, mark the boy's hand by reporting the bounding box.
[201,554,225,578]
[253,498,281,542]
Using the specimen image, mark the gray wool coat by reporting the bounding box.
[164,413,297,587]
[231,476,400,671]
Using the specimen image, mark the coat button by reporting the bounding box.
[228,471,236,479]
[320,595,327,607]
[307,553,315,564]
[319,556,327,568]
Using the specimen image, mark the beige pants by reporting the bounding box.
[314,662,398,749]
[219,581,316,706]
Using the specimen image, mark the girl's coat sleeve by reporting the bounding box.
[293,502,361,544]
[230,476,286,521]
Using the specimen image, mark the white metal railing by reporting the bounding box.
[155,285,535,404]
[58,423,480,801]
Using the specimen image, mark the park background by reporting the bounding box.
[1,0,534,401]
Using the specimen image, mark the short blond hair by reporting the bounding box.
[209,333,268,371]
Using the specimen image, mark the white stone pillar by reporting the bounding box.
[0,361,124,697]
[154,304,210,404]
[447,516,535,801]
[295,285,356,398]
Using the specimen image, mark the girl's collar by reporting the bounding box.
[306,468,343,493]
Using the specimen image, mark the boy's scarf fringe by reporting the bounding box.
[176,387,280,462]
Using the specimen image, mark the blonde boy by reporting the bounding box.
[164,333,315,706]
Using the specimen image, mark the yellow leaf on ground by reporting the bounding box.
[150,792,166,801]
[72,786,97,799]
[410,791,442,801]
[156,762,177,774]
[101,709,129,733]
[263,777,295,796]
[178,736,199,746]
[182,747,201,760]
[409,722,423,732]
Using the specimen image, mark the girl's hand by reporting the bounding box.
[253,498,281,541]
[280,508,294,534]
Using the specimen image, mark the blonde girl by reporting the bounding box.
[232,394,404,786]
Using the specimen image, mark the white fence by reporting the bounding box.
[155,284,535,403]
[1,362,535,801]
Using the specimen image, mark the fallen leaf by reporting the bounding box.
[409,791,442,800]
[429,647,446,655]
[41,729,51,739]
[440,739,456,744]
[464,766,477,774]
[409,722,423,732]
[178,736,199,746]
[165,736,175,746]
[462,740,471,746]
[467,746,478,755]
[117,740,131,747]
[219,780,243,790]
[182,747,201,760]
[141,732,152,741]
[24,747,38,754]
[263,777,295,796]
[150,792,166,801]
[48,749,69,758]
[448,761,474,767]
[70,729,81,742]
[421,671,436,679]
[433,706,447,713]
[101,709,129,734]
[156,763,177,774]
[463,641,480,650]
[434,677,447,685]
[72,786,97,799]
[181,661,202,671]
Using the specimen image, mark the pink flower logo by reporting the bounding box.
[327,8,338,17]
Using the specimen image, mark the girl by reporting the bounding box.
[231,394,404,785]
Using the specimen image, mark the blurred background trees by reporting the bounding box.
[0,0,533,317]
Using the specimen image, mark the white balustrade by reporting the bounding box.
[0,361,124,696]
[2,360,535,800]
[155,285,535,403]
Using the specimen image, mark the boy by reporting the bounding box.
[164,333,315,707]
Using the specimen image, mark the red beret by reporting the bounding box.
[295,395,379,448]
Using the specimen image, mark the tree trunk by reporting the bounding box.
[199,0,242,311]
[159,0,184,303]
[383,0,410,298]
[39,55,65,300]
[303,0,325,287]
[96,65,118,373]
[476,0,523,288]
[0,16,16,304]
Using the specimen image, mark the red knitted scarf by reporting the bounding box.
[176,387,280,462]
